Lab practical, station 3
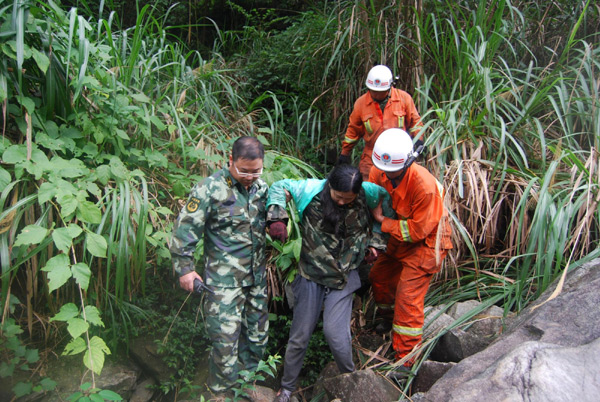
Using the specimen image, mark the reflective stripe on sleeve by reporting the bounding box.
[399,219,413,242]
[435,179,444,197]
[393,324,423,337]
[364,119,373,133]
[344,136,359,144]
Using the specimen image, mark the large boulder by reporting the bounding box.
[413,258,600,401]
[321,369,401,402]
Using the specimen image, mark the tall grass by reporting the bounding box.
[1,0,598,394]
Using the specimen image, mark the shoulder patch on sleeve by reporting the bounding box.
[186,197,200,213]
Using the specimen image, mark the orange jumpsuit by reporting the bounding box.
[368,164,452,363]
[341,88,422,179]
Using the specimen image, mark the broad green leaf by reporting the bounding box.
[35,132,66,151]
[50,303,79,322]
[31,48,50,73]
[16,95,35,114]
[49,156,88,178]
[24,348,39,364]
[77,200,101,224]
[82,143,98,159]
[2,145,27,164]
[109,157,129,180]
[97,389,123,401]
[60,126,83,139]
[14,225,49,247]
[95,165,111,185]
[83,306,104,327]
[292,238,302,261]
[80,383,93,391]
[149,115,166,131]
[39,378,57,391]
[67,317,89,339]
[66,224,84,238]
[155,206,173,216]
[86,232,107,258]
[131,93,150,103]
[13,382,33,398]
[52,227,75,253]
[2,40,17,58]
[72,263,91,290]
[24,159,45,180]
[0,167,10,189]
[42,254,72,293]
[44,120,59,138]
[2,319,24,336]
[46,265,72,292]
[57,192,78,218]
[0,361,15,377]
[115,128,129,140]
[84,336,110,375]
[14,345,26,357]
[63,337,86,355]
[38,182,58,204]
[90,394,105,402]
[144,149,168,168]
[86,182,101,198]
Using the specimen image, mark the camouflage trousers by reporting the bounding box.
[204,281,269,392]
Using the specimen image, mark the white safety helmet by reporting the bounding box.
[365,65,393,91]
[372,128,416,172]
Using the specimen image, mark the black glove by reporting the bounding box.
[268,221,288,243]
[414,139,428,159]
[337,154,351,165]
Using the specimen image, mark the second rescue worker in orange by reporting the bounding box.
[338,65,423,180]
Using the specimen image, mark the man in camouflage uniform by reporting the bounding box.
[266,164,394,402]
[169,136,269,395]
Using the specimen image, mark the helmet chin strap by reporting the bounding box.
[387,144,425,188]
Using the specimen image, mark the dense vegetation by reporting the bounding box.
[1,0,598,400]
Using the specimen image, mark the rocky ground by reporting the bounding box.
[5,258,599,401]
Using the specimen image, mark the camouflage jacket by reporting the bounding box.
[267,179,394,289]
[170,167,268,287]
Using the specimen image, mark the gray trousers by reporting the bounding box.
[281,269,361,391]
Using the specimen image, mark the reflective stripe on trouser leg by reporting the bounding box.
[392,262,433,361]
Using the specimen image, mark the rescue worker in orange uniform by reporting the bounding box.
[338,65,423,180]
[367,128,453,366]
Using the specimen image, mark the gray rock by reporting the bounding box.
[412,360,455,393]
[430,327,491,362]
[417,258,600,401]
[311,361,341,401]
[129,378,157,402]
[321,369,400,402]
[447,300,481,319]
[33,355,141,401]
[423,310,454,339]
[465,305,504,338]
[244,384,279,402]
[437,338,600,402]
[129,334,176,384]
